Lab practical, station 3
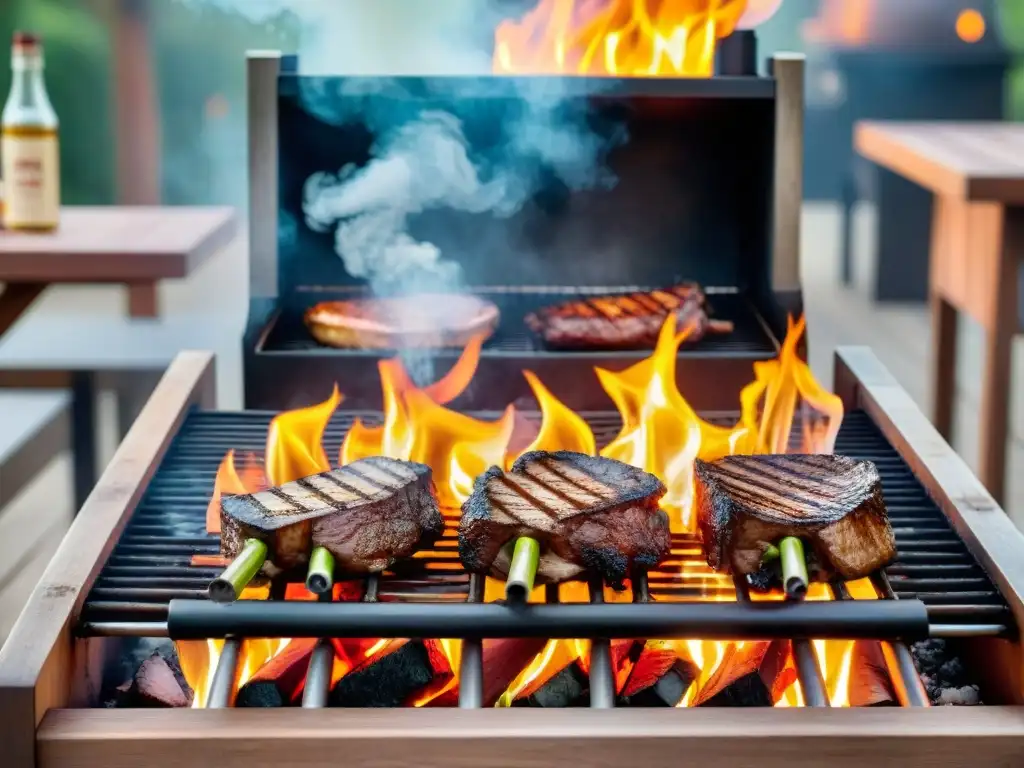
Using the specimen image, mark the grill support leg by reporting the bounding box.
[206,637,242,709]
[71,371,97,513]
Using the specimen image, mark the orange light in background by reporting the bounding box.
[955,8,986,43]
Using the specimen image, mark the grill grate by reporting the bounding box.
[81,409,1012,632]
[258,287,777,357]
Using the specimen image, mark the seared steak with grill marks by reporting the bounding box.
[459,451,670,587]
[304,293,499,349]
[694,454,896,584]
[525,284,733,350]
[221,456,443,575]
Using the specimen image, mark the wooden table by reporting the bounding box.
[0,205,237,506]
[855,121,1024,505]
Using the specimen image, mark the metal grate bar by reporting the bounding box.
[868,573,931,708]
[457,574,485,709]
[206,637,242,709]
[587,579,616,709]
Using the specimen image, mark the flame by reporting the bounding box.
[597,315,745,531]
[186,309,857,708]
[342,338,514,507]
[266,386,341,485]
[494,0,749,77]
[205,451,267,534]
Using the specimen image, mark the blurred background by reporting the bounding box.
[1,0,1024,641]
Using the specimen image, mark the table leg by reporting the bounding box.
[840,175,855,286]
[977,206,1024,505]
[127,282,159,318]
[0,282,46,336]
[931,292,958,442]
[70,372,97,512]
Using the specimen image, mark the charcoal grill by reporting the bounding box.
[244,42,805,412]
[2,347,1024,768]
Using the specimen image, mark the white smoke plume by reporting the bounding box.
[180,0,621,371]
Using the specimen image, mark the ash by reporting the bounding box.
[911,639,982,706]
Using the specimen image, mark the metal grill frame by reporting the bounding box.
[3,348,1024,768]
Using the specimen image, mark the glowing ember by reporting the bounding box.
[494,0,749,77]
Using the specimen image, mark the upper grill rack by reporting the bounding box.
[258,287,777,357]
[81,409,1012,633]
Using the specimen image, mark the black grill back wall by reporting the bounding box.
[276,77,775,294]
[244,47,805,412]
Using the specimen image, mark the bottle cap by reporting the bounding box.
[12,32,41,51]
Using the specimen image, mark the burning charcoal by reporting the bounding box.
[691,641,771,706]
[511,661,590,708]
[427,638,550,708]
[618,640,698,707]
[128,652,193,708]
[699,672,773,707]
[758,640,798,703]
[849,641,897,707]
[460,451,670,588]
[329,640,439,708]
[236,639,317,708]
[695,455,897,586]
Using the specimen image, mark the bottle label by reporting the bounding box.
[1,126,59,229]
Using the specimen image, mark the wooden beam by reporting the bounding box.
[36,707,1024,768]
[0,352,216,768]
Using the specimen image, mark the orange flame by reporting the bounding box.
[184,310,861,707]
[494,0,749,77]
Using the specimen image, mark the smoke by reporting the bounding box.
[179,1,622,379]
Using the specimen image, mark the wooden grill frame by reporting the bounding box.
[2,348,1024,768]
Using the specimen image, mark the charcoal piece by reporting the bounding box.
[511,662,590,708]
[221,457,443,575]
[617,640,697,707]
[129,652,193,708]
[460,450,670,588]
[849,641,897,707]
[427,638,550,708]
[698,672,772,707]
[911,639,983,706]
[758,640,797,703]
[624,659,698,707]
[936,685,981,706]
[236,639,317,708]
[695,454,897,583]
[329,640,435,708]
[691,641,771,706]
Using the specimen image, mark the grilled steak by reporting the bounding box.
[525,284,733,350]
[459,451,670,587]
[304,293,499,349]
[694,454,897,584]
[221,456,443,575]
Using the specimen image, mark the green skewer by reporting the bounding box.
[505,536,541,602]
[209,538,268,603]
[306,546,335,595]
[779,536,809,601]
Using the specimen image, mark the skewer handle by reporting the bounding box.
[505,537,540,603]
[306,546,335,595]
[208,538,268,603]
[779,536,808,601]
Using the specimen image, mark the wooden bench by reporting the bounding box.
[855,121,1024,506]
